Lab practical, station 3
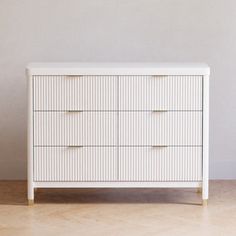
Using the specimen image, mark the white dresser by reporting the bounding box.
[27,63,210,205]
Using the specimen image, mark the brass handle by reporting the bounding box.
[152,75,168,78]
[152,110,168,112]
[67,110,83,113]
[66,75,83,78]
[152,145,168,148]
[67,145,83,148]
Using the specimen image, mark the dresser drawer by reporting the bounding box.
[34,147,118,181]
[119,112,202,146]
[34,112,117,146]
[119,147,202,181]
[119,75,202,111]
[33,75,117,111]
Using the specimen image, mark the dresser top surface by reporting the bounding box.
[26,63,210,76]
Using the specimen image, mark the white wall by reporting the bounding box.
[0,0,235,179]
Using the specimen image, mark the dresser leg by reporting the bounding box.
[202,181,208,206]
[202,199,208,206]
[28,185,34,206]
[28,199,34,206]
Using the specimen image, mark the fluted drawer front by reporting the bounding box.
[33,75,117,111]
[119,75,202,110]
[119,147,202,181]
[119,112,202,146]
[34,147,117,181]
[34,112,117,146]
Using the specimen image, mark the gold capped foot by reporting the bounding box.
[197,188,202,194]
[202,199,208,206]
[28,199,34,206]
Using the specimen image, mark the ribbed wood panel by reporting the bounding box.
[119,112,202,146]
[32,74,204,184]
[33,75,117,111]
[119,147,202,181]
[34,112,117,146]
[119,75,202,110]
[34,147,117,181]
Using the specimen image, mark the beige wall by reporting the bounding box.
[0,0,236,179]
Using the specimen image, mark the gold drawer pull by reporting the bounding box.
[152,145,168,148]
[66,75,83,78]
[67,110,83,113]
[67,145,84,148]
[152,110,168,112]
[152,75,168,78]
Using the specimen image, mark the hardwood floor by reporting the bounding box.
[0,180,236,235]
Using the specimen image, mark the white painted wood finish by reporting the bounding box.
[34,112,117,146]
[34,146,202,182]
[119,147,202,181]
[119,75,202,111]
[27,74,34,201]
[27,63,210,76]
[202,75,210,201]
[27,63,210,204]
[34,147,117,181]
[34,75,117,111]
[119,112,202,146]
[34,182,201,188]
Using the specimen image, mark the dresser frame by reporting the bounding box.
[27,63,210,206]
